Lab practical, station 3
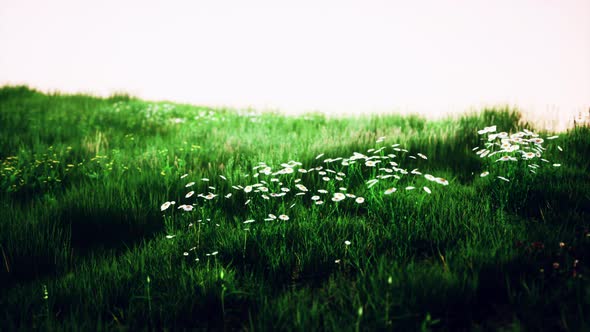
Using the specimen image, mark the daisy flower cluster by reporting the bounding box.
[474,125,563,181]
[160,136,451,260]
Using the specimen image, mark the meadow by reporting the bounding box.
[0,85,589,331]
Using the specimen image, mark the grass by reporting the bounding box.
[0,85,589,331]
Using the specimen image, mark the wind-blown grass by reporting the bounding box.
[1,85,589,331]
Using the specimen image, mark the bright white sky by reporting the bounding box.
[1,0,589,127]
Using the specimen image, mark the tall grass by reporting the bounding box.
[1,85,589,330]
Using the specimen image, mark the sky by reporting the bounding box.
[1,0,589,128]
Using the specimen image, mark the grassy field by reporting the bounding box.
[1,85,589,331]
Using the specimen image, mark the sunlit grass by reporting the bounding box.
[1,85,589,330]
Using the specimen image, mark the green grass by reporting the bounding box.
[1,85,589,331]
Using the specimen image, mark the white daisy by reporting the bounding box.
[204,193,217,200]
[160,201,171,211]
[435,178,449,185]
[281,167,294,174]
[178,204,194,211]
[295,183,307,191]
[523,152,535,159]
[332,193,346,202]
[497,155,517,162]
[384,187,397,195]
[365,160,380,167]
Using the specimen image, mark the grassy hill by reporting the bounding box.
[1,85,589,330]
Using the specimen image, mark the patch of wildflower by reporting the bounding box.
[474,125,563,181]
[160,138,451,258]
